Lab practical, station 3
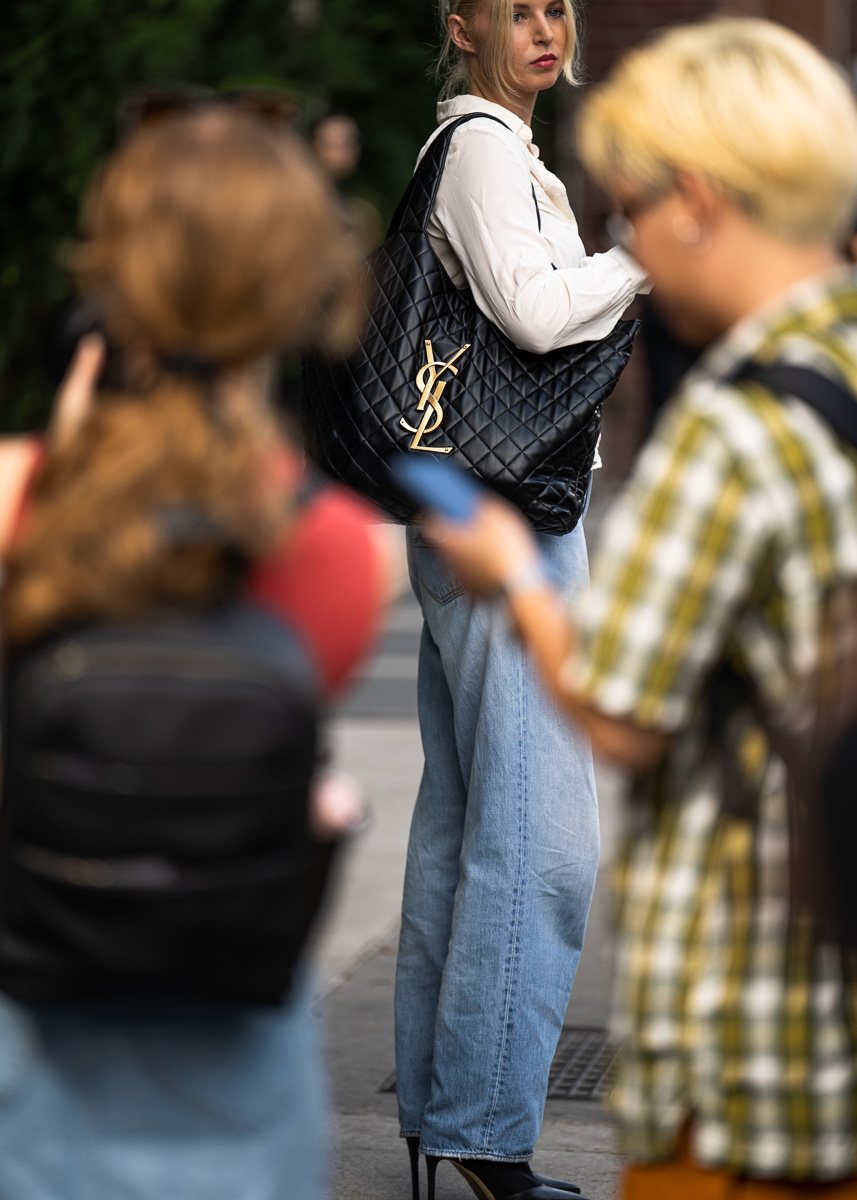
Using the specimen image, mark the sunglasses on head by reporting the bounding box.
[117,83,299,140]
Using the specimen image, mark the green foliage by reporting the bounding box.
[0,0,439,428]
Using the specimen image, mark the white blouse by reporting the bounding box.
[418,95,648,355]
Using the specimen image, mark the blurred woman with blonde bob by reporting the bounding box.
[394,2,648,1198]
[426,16,857,1199]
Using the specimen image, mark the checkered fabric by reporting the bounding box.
[574,269,857,1178]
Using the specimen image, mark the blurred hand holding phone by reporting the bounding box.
[388,454,483,524]
[388,454,548,602]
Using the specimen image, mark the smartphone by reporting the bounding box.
[388,454,483,523]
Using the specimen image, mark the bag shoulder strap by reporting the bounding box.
[388,112,517,236]
[736,362,857,452]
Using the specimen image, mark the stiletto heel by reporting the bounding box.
[426,1155,441,1200]
[406,1137,421,1200]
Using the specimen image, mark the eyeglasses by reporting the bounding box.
[605,213,636,252]
[606,188,673,253]
[116,83,299,141]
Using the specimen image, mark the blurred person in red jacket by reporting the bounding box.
[311,112,381,252]
[0,99,390,1200]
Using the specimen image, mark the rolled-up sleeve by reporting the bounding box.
[430,121,647,353]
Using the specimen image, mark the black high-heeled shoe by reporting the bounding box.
[424,1155,590,1200]
[530,1177,581,1195]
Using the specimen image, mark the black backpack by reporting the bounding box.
[0,600,334,1006]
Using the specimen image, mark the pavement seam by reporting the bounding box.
[314,916,400,1001]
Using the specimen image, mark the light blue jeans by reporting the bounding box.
[395,520,600,1161]
[0,975,327,1200]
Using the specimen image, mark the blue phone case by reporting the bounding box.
[388,455,483,523]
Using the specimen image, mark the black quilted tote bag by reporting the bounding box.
[302,113,640,535]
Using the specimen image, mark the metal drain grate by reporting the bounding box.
[379,1026,618,1102]
[545,1026,618,1101]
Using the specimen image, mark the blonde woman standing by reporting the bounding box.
[394,4,648,1198]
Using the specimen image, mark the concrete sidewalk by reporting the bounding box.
[311,715,627,1200]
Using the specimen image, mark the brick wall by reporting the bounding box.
[581,0,715,85]
[565,0,857,480]
[580,0,855,93]
[575,0,856,247]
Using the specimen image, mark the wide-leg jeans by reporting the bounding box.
[395,521,600,1161]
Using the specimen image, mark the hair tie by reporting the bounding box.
[159,350,217,382]
[156,505,229,548]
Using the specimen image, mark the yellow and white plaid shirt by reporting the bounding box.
[575,268,857,1179]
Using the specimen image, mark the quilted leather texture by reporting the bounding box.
[303,114,640,534]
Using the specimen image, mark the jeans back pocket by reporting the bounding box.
[409,532,466,607]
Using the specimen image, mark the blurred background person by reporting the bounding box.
[311,111,383,253]
[0,102,390,1200]
[422,16,857,1198]
[312,112,361,180]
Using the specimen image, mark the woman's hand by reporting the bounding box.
[308,769,370,842]
[422,495,541,597]
[0,337,104,560]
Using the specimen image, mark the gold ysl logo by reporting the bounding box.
[400,340,470,453]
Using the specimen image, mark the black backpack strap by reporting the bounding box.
[713,361,857,811]
[724,362,857,727]
[736,362,857,451]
